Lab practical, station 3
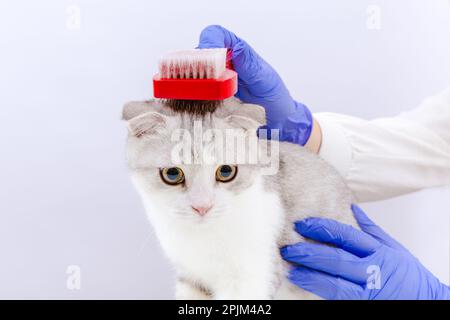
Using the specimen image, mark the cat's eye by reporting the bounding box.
[160,167,185,185]
[216,165,237,183]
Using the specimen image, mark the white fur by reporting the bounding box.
[132,173,284,299]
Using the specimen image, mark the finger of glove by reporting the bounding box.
[281,242,371,284]
[197,25,240,49]
[289,266,365,300]
[198,25,281,95]
[295,217,382,257]
[352,204,406,251]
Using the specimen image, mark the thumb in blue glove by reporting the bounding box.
[280,204,449,300]
[198,25,313,146]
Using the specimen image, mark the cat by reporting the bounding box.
[122,97,357,299]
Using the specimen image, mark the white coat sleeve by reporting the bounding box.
[314,87,450,203]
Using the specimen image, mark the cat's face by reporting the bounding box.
[123,98,267,221]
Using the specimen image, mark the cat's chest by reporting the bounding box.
[153,182,285,278]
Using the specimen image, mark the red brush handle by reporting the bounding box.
[153,69,237,101]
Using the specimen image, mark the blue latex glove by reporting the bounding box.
[198,25,313,146]
[280,204,450,300]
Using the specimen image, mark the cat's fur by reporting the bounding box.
[123,97,357,299]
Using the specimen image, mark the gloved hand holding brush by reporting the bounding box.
[198,25,316,148]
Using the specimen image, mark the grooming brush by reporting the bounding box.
[153,48,238,113]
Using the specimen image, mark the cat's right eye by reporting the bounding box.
[160,167,185,185]
[216,165,237,183]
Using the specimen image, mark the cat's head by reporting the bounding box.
[122,98,268,221]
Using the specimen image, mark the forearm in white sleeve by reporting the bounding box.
[314,87,450,203]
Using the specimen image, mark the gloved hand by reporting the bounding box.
[280,204,450,300]
[198,25,313,146]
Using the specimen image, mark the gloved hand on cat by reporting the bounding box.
[281,204,450,300]
[198,25,313,146]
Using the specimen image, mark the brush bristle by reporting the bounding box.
[158,48,227,79]
[163,99,223,115]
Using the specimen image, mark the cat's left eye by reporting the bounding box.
[160,167,185,185]
[216,165,237,183]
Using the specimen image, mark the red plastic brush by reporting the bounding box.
[153,48,237,104]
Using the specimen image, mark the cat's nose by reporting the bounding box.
[191,205,212,216]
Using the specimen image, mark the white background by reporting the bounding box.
[0,0,448,299]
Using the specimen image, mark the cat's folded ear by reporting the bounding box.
[231,103,266,126]
[225,114,261,131]
[122,100,163,121]
[225,103,266,131]
[122,101,169,138]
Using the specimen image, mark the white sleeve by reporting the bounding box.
[314,87,450,203]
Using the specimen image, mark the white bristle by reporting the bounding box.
[158,48,227,79]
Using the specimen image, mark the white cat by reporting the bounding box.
[123,97,357,299]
